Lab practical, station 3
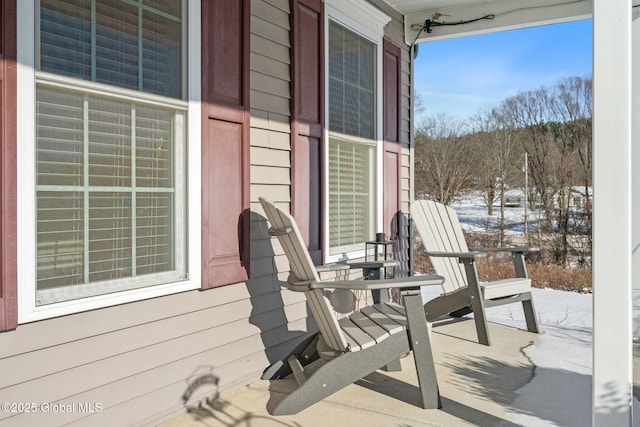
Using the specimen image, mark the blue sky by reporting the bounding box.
[413,19,593,123]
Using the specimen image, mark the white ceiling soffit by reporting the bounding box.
[385,0,477,14]
[390,0,593,45]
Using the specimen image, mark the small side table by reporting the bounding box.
[345,259,399,303]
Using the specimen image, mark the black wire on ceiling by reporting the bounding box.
[411,5,638,49]
[411,13,496,34]
[409,13,496,49]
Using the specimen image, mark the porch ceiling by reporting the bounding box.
[381,0,594,45]
[384,0,481,14]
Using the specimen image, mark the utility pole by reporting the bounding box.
[524,152,529,241]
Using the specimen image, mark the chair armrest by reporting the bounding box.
[343,260,400,269]
[469,246,540,254]
[315,262,352,273]
[421,251,486,261]
[309,274,444,291]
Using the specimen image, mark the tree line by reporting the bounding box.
[415,76,592,266]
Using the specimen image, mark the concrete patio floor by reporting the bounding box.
[161,319,540,427]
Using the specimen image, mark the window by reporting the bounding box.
[328,135,375,253]
[328,21,375,139]
[39,0,182,97]
[325,2,389,258]
[18,0,200,319]
[328,22,376,256]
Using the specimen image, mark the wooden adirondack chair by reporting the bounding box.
[410,200,539,346]
[258,197,445,415]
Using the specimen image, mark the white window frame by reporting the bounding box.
[16,0,202,323]
[324,0,390,262]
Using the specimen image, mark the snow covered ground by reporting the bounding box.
[450,190,538,235]
[422,285,594,426]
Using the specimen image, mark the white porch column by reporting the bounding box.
[633,2,640,421]
[593,0,633,425]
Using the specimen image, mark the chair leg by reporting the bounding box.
[522,294,540,333]
[513,254,540,334]
[403,291,442,409]
[470,294,491,346]
[463,262,491,346]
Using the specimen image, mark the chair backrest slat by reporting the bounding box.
[411,200,469,294]
[259,198,349,352]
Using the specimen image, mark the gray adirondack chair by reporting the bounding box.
[259,197,445,415]
[410,200,539,346]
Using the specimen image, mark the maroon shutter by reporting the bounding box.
[201,0,250,289]
[0,0,18,331]
[291,0,324,265]
[382,39,402,239]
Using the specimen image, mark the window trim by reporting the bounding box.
[324,1,390,262]
[16,0,202,323]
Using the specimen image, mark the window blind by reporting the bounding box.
[328,20,375,139]
[36,87,178,303]
[328,138,374,253]
[40,0,182,99]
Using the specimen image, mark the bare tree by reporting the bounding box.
[414,114,473,205]
[468,110,499,215]
[553,76,593,264]
[555,76,592,197]
[500,88,556,230]
[470,108,523,245]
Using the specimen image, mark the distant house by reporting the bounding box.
[0,0,635,425]
[503,186,592,210]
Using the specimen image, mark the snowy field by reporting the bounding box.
[449,190,539,235]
